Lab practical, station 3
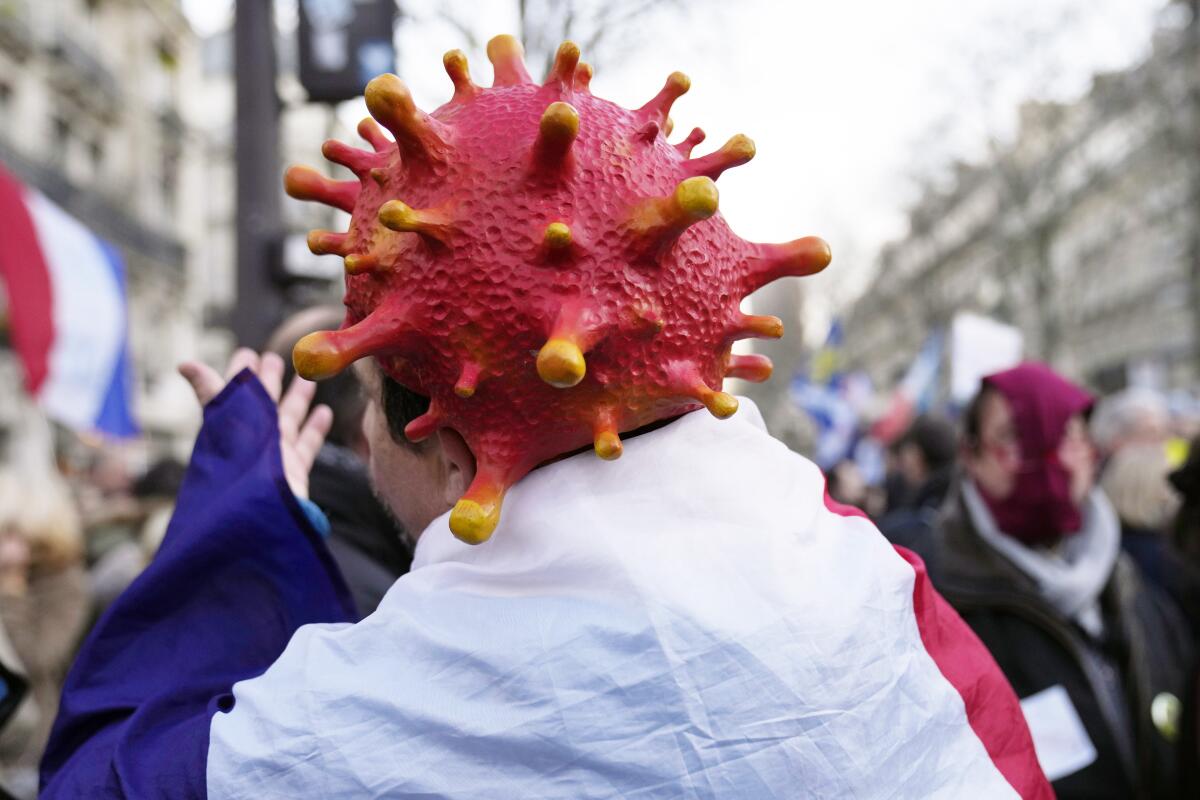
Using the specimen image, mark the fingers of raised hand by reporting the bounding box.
[295,404,333,471]
[224,347,260,382]
[258,352,286,402]
[278,374,319,440]
[178,361,225,407]
[281,404,333,499]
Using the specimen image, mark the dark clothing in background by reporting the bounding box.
[877,465,953,568]
[1170,437,1200,564]
[882,471,911,516]
[1121,525,1200,636]
[308,444,411,618]
[1122,525,1172,592]
[878,506,938,569]
[908,465,954,512]
[929,483,1194,800]
[1169,436,1200,797]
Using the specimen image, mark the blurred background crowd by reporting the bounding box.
[1,0,1199,797]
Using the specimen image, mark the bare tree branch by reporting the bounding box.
[579,0,685,65]
[436,8,482,51]
[428,0,708,79]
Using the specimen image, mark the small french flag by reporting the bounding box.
[0,163,137,437]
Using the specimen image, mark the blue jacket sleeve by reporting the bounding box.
[39,371,356,799]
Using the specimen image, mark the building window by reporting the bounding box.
[89,137,104,173]
[0,82,10,136]
[156,38,178,71]
[53,116,70,142]
[161,147,179,214]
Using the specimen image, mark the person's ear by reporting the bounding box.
[436,428,476,507]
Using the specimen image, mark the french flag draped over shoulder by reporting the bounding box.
[202,394,1051,797]
[0,163,137,437]
[42,374,1051,797]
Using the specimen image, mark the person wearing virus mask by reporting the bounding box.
[40,36,1052,799]
[931,362,1193,799]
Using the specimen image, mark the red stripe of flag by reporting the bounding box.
[0,164,54,394]
[821,492,1053,798]
[893,546,1053,798]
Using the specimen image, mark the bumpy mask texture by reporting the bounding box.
[287,36,831,544]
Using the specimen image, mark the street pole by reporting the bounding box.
[1189,0,1200,383]
[233,0,283,348]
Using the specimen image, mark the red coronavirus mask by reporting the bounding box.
[287,36,831,544]
[979,363,1094,545]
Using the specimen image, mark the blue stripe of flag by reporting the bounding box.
[91,238,138,438]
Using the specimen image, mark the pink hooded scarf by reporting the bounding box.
[979,362,1094,545]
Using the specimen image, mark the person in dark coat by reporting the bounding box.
[1169,436,1200,624]
[928,363,1194,799]
[1101,443,1197,631]
[878,414,957,561]
[1167,436,1200,798]
[267,308,411,617]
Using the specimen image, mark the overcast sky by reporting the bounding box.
[184,0,1167,339]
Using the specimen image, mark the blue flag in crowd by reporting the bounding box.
[790,321,864,469]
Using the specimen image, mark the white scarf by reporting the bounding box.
[962,480,1121,637]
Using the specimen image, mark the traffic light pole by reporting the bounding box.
[1189,0,1200,383]
[233,0,283,348]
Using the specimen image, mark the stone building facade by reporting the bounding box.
[0,0,211,437]
[842,19,1200,396]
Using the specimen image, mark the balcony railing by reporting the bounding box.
[0,137,185,272]
[46,29,123,121]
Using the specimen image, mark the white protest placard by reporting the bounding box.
[950,312,1023,404]
[1019,684,1097,781]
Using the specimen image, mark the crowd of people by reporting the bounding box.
[0,447,187,798]
[830,365,1200,797]
[2,311,1199,796]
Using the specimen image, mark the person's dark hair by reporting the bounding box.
[1170,435,1200,562]
[380,373,432,449]
[317,372,369,449]
[961,385,997,454]
[133,458,187,500]
[897,415,957,471]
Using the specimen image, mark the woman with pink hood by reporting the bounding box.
[930,362,1193,799]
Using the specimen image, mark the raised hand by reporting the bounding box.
[178,349,333,499]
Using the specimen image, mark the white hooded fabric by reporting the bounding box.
[207,399,1038,799]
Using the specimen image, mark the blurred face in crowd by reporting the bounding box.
[896,442,928,489]
[0,525,31,594]
[91,453,132,496]
[965,390,1096,506]
[829,460,868,508]
[357,365,474,543]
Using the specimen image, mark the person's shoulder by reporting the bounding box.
[878,507,939,560]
